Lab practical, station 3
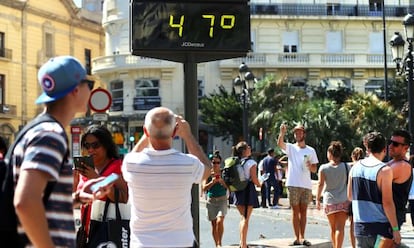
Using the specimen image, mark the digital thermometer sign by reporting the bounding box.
[130,0,251,62]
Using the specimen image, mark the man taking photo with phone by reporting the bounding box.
[122,107,211,247]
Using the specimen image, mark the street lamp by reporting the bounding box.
[233,62,257,142]
[389,13,414,155]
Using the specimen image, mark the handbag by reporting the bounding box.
[76,205,89,248]
[87,188,130,248]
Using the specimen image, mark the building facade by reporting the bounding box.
[0,0,104,146]
[93,0,412,156]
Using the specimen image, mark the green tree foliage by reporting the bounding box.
[340,93,404,140]
[199,85,242,142]
[250,75,307,137]
[200,75,406,164]
[386,77,408,124]
[312,86,354,105]
[269,99,357,164]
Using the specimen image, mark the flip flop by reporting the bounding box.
[292,240,301,246]
[302,240,312,246]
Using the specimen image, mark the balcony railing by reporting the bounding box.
[250,3,412,18]
[220,52,394,69]
[92,54,176,73]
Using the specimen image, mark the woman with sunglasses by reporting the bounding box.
[202,150,228,248]
[74,125,128,239]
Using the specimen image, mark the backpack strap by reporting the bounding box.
[344,162,349,185]
[3,113,68,199]
[5,113,58,162]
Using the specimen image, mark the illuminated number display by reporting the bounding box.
[131,1,250,52]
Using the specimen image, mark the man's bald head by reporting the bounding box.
[144,107,176,140]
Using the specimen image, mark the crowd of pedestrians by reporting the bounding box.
[5,55,414,248]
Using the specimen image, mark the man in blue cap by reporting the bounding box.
[12,56,94,247]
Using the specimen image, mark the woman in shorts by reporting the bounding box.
[316,141,350,248]
[202,150,228,248]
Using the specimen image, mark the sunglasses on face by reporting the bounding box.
[83,141,101,149]
[388,139,407,147]
[212,161,221,165]
[81,80,94,91]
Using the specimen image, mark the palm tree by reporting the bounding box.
[340,93,404,140]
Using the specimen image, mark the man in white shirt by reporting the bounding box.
[277,123,318,246]
[122,107,211,247]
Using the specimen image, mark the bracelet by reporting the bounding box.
[392,226,399,231]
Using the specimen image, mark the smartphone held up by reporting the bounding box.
[73,155,94,170]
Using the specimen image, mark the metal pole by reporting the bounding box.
[242,90,249,141]
[408,41,414,155]
[183,55,200,247]
[382,0,389,101]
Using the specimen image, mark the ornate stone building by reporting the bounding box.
[0,0,104,145]
[92,0,412,156]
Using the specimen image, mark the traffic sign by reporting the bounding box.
[89,88,112,112]
[93,113,109,121]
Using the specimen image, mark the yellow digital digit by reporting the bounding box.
[202,14,215,38]
[169,15,184,37]
[221,15,235,29]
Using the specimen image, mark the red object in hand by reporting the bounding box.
[215,174,220,179]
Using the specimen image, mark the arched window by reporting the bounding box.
[0,123,14,146]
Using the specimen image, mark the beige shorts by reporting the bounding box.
[206,195,228,221]
[287,186,312,206]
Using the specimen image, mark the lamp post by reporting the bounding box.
[389,13,414,155]
[233,62,257,142]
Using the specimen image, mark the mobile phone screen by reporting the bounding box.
[73,156,94,170]
[90,173,119,193]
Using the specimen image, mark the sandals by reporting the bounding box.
[292,239,311,246]
[302,240,312,246]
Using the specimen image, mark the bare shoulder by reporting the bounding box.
[380,164,393,173]
[378,165,393,179]
[388,159,412,182]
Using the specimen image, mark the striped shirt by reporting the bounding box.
[12,120,74,247]
[122,148,204,248]
[351,156,392,239]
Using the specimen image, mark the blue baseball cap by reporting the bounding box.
[36,56,87,104]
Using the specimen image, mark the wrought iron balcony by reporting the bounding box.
[250,3,412,18]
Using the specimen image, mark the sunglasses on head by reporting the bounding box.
[83,141,101,149]
[387,139,407,147]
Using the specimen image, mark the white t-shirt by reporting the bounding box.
[122,148,205,247]
[243,158,257,180]
[284,143,318,189]
[258,159,264,173]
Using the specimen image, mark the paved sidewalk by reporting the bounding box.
[221,197,330,248]
[221,197,414,248]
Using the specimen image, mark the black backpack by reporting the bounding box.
[0,114,63,245]
[221,156,249,192]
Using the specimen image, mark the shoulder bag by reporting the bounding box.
[87,188,130,248]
